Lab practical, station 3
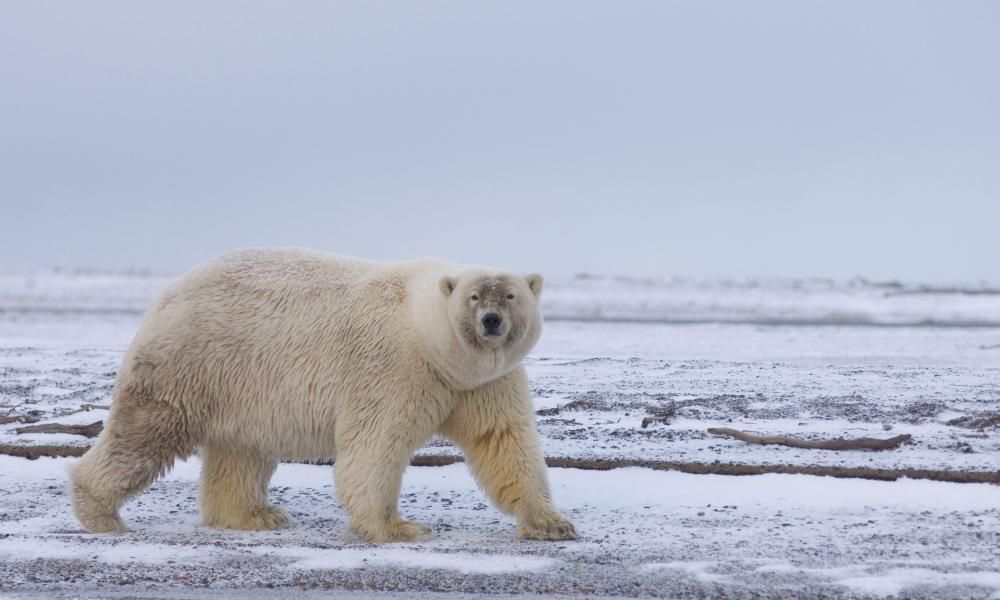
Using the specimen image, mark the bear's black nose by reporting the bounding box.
[482,312,502,332]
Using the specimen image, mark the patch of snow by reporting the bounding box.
[641,560,732,583]
[254,546,555,573]
[0,537,209,565]
[754,563,1000,596]
[832,567,1000,597]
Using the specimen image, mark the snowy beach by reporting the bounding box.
[1,271,999,598]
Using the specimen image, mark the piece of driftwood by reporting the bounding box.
[540,418,581,426]
[642,411,673,429]
[708,427,911,451]
[15,420,104,438]
[61,403,111,416]
[642,399,709,428]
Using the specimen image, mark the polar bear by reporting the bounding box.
[69,248,576,543]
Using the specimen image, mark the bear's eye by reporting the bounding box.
[506,293,515,300]
[470,294,479,301]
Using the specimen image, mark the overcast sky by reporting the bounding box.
[1,1,997,283]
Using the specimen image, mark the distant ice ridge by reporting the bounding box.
[1,270,998,327]
[543,274,1000,327]
[0,269,172,313]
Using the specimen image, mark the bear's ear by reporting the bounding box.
[439,276,458,297]
[526,273,543,297]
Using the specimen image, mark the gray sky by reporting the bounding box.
[1,1,997,283]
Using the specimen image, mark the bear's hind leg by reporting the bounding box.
[199,443,292,530]
[69,401,190,533]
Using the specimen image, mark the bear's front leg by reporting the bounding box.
[439,369,577,541]
[334,433,433,544]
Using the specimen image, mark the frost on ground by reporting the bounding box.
[0,457,1000,597]
[1,271,1000,598]
[3,457,1000,599]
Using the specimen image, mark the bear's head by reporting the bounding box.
[439,271,544,353]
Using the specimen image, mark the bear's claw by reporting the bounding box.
[517,513,578,541]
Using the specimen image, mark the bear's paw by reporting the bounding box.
[248,505,294,530]
[204,505,293,531]
[517,512,577,541]
[353,518,434,544]
[82,513,128,534]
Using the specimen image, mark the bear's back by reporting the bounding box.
[183,247,369,298]
[116,248,439,456]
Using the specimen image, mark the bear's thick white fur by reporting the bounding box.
[69,248,576,543]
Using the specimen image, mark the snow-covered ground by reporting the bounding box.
[1,270,999,598]
[3,455,1000,599]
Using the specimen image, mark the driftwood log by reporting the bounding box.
[15,421,104,438]
[947,413,1000,430]
[0,444,996,485]
[0,443,89,459]
[0,413,42,425]
[708,427,911,451]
